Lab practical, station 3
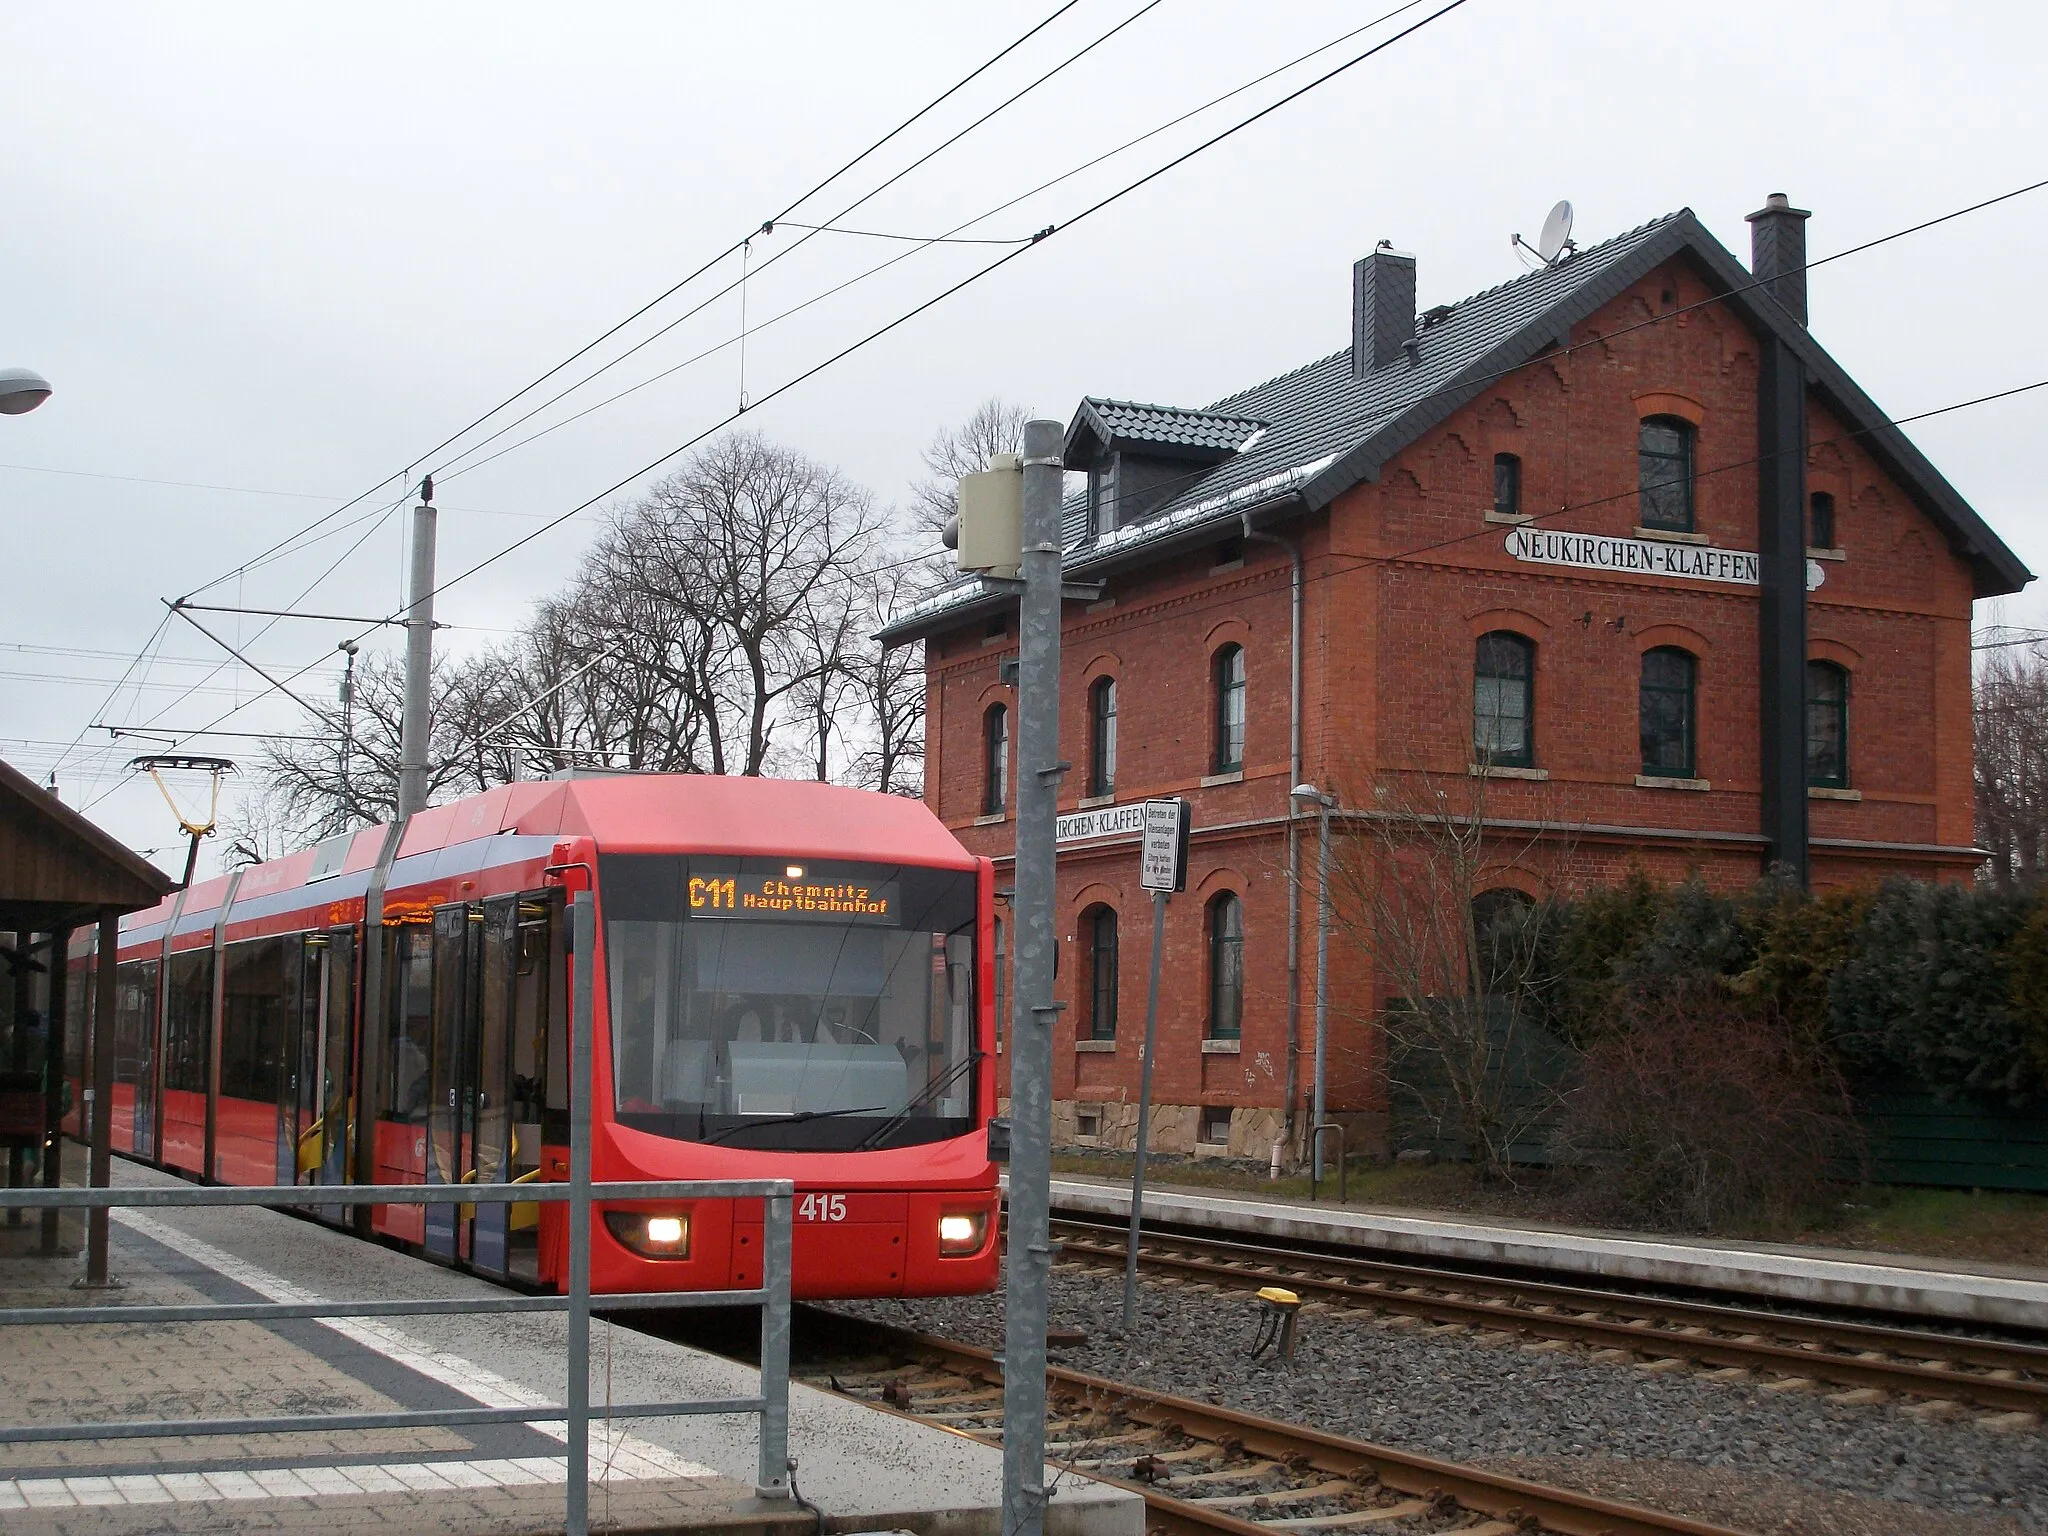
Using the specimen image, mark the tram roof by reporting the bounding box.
[119,775,974,936]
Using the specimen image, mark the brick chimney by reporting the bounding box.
[1352,242,1416,377]
[1746,192,1812,326]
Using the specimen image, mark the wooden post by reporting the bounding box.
[41,926,69,1254]
[86,910,117,1285]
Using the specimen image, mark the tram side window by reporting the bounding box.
[164,950,214,1094]
[509,898,562,1145]
[385,926,435,1123]
[114,959,159,1092]
[65,963,89,1085]
[220,937,291,1104]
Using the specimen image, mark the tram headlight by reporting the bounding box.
[604,1210,691,1258]
[937,1210,987,1256]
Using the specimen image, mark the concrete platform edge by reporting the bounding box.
[1048,1178,2048,1329]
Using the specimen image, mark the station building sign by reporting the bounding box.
[1505,526,1824,590]
[1056,802,1145,845]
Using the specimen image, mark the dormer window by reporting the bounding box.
[1090,460,1119,537]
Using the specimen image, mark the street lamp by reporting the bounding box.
[0,367,53,415]
[1290,783,1337,1179]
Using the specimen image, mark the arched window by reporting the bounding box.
[1639,647,1697,778]
[993,915,1007,1052]
[1083,905,1118,1041]
[1213,644,1246,774]
[1809,491,1836,550]
[1806,661,1849,788]
[1492,452,1522,517]
[1471,888,1534,991]
[1088,676,1117,798]
[983,704,1009,815]
[1473,632,1534,768]
[1207,892,1245,1040]
[1638,416,1696,532]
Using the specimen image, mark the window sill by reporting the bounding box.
[1484,509,1533,525]
[1200,770,1245,787]
[1075,1038,1117,1053]
[1210,558,1245,574]
[1077,793,1115,809]
[1200,1038,1241,1055]
[972,812,1008,826]
[1086,596,1117,613]
[1634,526,1711,545]
[1635,773,1710,792]
[1809,785,1861,801]
[980,633,1009,648]
[1807,546,1846,561]
[1469,763,1548,780]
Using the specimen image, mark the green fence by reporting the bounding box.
[1858,1083,2048,1193]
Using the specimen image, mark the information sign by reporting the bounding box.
[1138,798,1191,893]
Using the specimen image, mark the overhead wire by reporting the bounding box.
[425,0,1174,486]
[167,0,1092,610]
[433,0,1434,491]
[56,1,1123,801]
[87,0,1464,785]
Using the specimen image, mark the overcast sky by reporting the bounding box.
[4,0,2045,878]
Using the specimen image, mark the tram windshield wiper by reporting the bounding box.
[852,1052,983,1153]
[699,1105,885,1146]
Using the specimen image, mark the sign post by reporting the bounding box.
[1124,797,1190,1329]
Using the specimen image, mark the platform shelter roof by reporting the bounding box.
[0,757,174,931]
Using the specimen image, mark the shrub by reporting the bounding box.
[1830,879,2037,1104]
[1556,985,1861,1232]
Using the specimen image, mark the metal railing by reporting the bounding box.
[0,891,794,1535]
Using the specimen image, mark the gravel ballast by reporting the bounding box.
[826,1264,2047,1536]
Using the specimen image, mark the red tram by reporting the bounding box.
[66,774,1000,1299]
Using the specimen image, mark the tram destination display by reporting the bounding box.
[688,867,900,924]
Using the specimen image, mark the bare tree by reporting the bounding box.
[843,558,927,796]
[1977,646,2048,891]
[1323,766,1575,1182]
[908,397,1031,537]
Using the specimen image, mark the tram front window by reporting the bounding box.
[601,855,978,1150]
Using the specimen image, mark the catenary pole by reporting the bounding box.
[1000,419,1065,1536]
[395,482,437,820]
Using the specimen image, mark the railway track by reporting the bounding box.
[811,1318,1750,1536]
[1048,1215,2048,1425]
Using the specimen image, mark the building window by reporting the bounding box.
[1199,1105,1232,1146]
[1090,460,1119,537]
[1088,676,1117,798]
[1473,631,1534,768]
[1807,661,1849,788]
[1213,644,1246,773]
[1639,647,1697,778]
[1810,491,1836,550]
[1492,453,1522,517]
[1471,887,1535,990]
[1084,905,1118,1041]
[1638,416,1696,532]
[983,704,1008,814]
[1208,892,1244,1040]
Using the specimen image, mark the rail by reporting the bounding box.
[0,891,793,1536]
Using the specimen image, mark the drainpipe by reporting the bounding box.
[1242,509,1304,1159]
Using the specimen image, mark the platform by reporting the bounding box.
[0,1157,1140,1536]
[1046,1173,2048,1331]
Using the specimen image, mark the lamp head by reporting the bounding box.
[0,368,52,416]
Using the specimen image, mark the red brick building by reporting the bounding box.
[880,196,2030,1161]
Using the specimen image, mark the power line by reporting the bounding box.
[426,0,1172,487]
[432,0,1435,490]
[168,1,1091,610]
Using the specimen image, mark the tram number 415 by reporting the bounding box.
[797,1193,847,1223]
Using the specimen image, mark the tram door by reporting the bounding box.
[424,898,530,1273]
[288,930,356,1204]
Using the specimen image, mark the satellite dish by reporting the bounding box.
[1537,200,1574,263]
